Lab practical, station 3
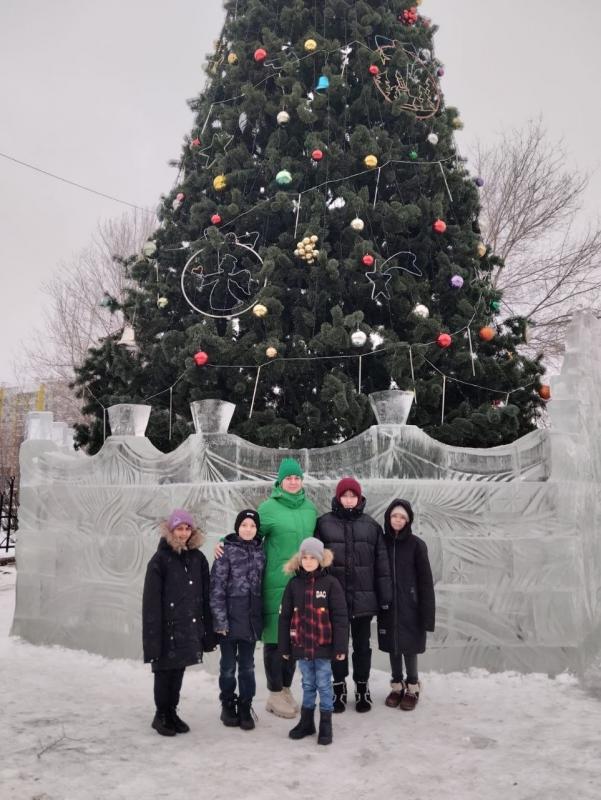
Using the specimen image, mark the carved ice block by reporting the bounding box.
[369,389,415,425]
[107,404,151,436]
[190,399,236,434]
[25,411,55,441]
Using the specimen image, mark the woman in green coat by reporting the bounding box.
[214,457,317,719]
[259,458,317,718]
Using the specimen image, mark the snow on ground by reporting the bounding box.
[2,564,601,800]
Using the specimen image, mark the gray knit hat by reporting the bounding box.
[299,537,324,561]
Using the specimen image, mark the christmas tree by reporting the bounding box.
[74,0,546,453]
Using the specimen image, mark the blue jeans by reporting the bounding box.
[219,640,256,703]
[298,658,333,712]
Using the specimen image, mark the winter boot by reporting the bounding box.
[168,707,190,733]
[288,706,316,740]
[266,690,297,719]
[317,710,333,746]
[355,681,373,713]
[282,685,299,713]
[385,682,405,708]
[151,711,176,737]
[400,681,421,711]
[332,681,347,714]
[238,699,257,731]
[220,696,240,727]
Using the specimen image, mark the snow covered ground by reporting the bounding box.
[2,564,601,800]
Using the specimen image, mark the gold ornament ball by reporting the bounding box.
[364,154,378,168]
[227,52,238,65]
[213,174,227,191]
[350,217,365,232]
[266,346,278,358]
[477,242,487,258]
[157,297,169,309]
[253,303,268,318]
[304,38,317,52]
[310,235,318,243]
[452,117,464,130]
[294,249,301,257]
[303,237,311,245]
[277,110,290,125]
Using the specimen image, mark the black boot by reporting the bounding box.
[168,707,190,733]
[220,696,240,727]
[288,706,316,740]
[332,681,347,714]
[151,711,176,736]
[318,710,333,745]
[355,681,373,713]
[238,699,256,731]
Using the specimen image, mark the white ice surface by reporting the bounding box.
[2,564,601,800]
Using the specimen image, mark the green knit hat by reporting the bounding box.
[277,457,304,483]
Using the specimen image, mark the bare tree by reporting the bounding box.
[15,210,156,407]
[475,120,601,359]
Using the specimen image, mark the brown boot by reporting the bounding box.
[399,681,420,711]
[385,681,404,708]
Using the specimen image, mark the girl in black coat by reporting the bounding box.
[315,477,392,713]
[377,499,435,711]
[142,508,215,736]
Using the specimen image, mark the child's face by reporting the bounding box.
[301,554,319,572]
[340,490,359,509]
[172,523,192,545]
[238,519,257,540]
[281,475,303,494]
[390,508,410,532]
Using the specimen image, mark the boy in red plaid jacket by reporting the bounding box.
[278,537,348,745]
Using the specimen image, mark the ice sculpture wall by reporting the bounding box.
[11,315,601,673]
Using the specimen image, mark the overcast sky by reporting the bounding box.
[1,0,599,384]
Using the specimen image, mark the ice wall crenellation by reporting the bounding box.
[11,314,601,673]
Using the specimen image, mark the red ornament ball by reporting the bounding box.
[369,65,380,76]
[190,137,201,148]
[538,384,551,401]
[479,326,495,342]
[362,254,375,267]
[432,218,447,234]
[210,213,222,225]
[193,351,209,367]
[254,48,267,62]
[436,333,452,348]
[400,8,418,25]
[311,149,324,161]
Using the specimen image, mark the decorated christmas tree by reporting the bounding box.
[74,0,546,453]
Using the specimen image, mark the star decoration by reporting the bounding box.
[195,132,234,168]
[364,251,422,301]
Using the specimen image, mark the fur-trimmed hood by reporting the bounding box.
[159,521,205,553]
[283,548,334,575]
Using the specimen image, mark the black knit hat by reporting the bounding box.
[234,509,260,534]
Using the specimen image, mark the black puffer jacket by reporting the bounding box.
[315,496,392,618]
[278,551,349,661]
[142,532,215,672]
[210,533,265,642]
[377,499,435,656]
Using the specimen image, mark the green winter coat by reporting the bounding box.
[258,485,318,643]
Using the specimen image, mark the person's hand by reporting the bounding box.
[282,654,290,660]
[216,630,227,636]
[380,605,389,611]
[214,542,224,559]
[335,653,346,661]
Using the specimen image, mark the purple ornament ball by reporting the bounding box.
[450,275,464,289]
[437,67,445,77]
[474,177,485,187]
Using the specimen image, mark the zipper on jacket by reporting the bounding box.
[393,538,399,653]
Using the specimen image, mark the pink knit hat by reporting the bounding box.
[166,509,195,531]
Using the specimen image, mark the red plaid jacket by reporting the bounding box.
[278,569,348,660]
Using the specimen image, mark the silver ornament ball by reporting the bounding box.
[351,330,368,347]
[412,303,430,319]
[350,217,365,232]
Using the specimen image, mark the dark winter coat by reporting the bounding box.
[142,529,215,672]
[210,533,266,642]
[278,550,349,661]
[377,499,435,656]
[315,496,392,618]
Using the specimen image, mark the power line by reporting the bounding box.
[0,151,156,215]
